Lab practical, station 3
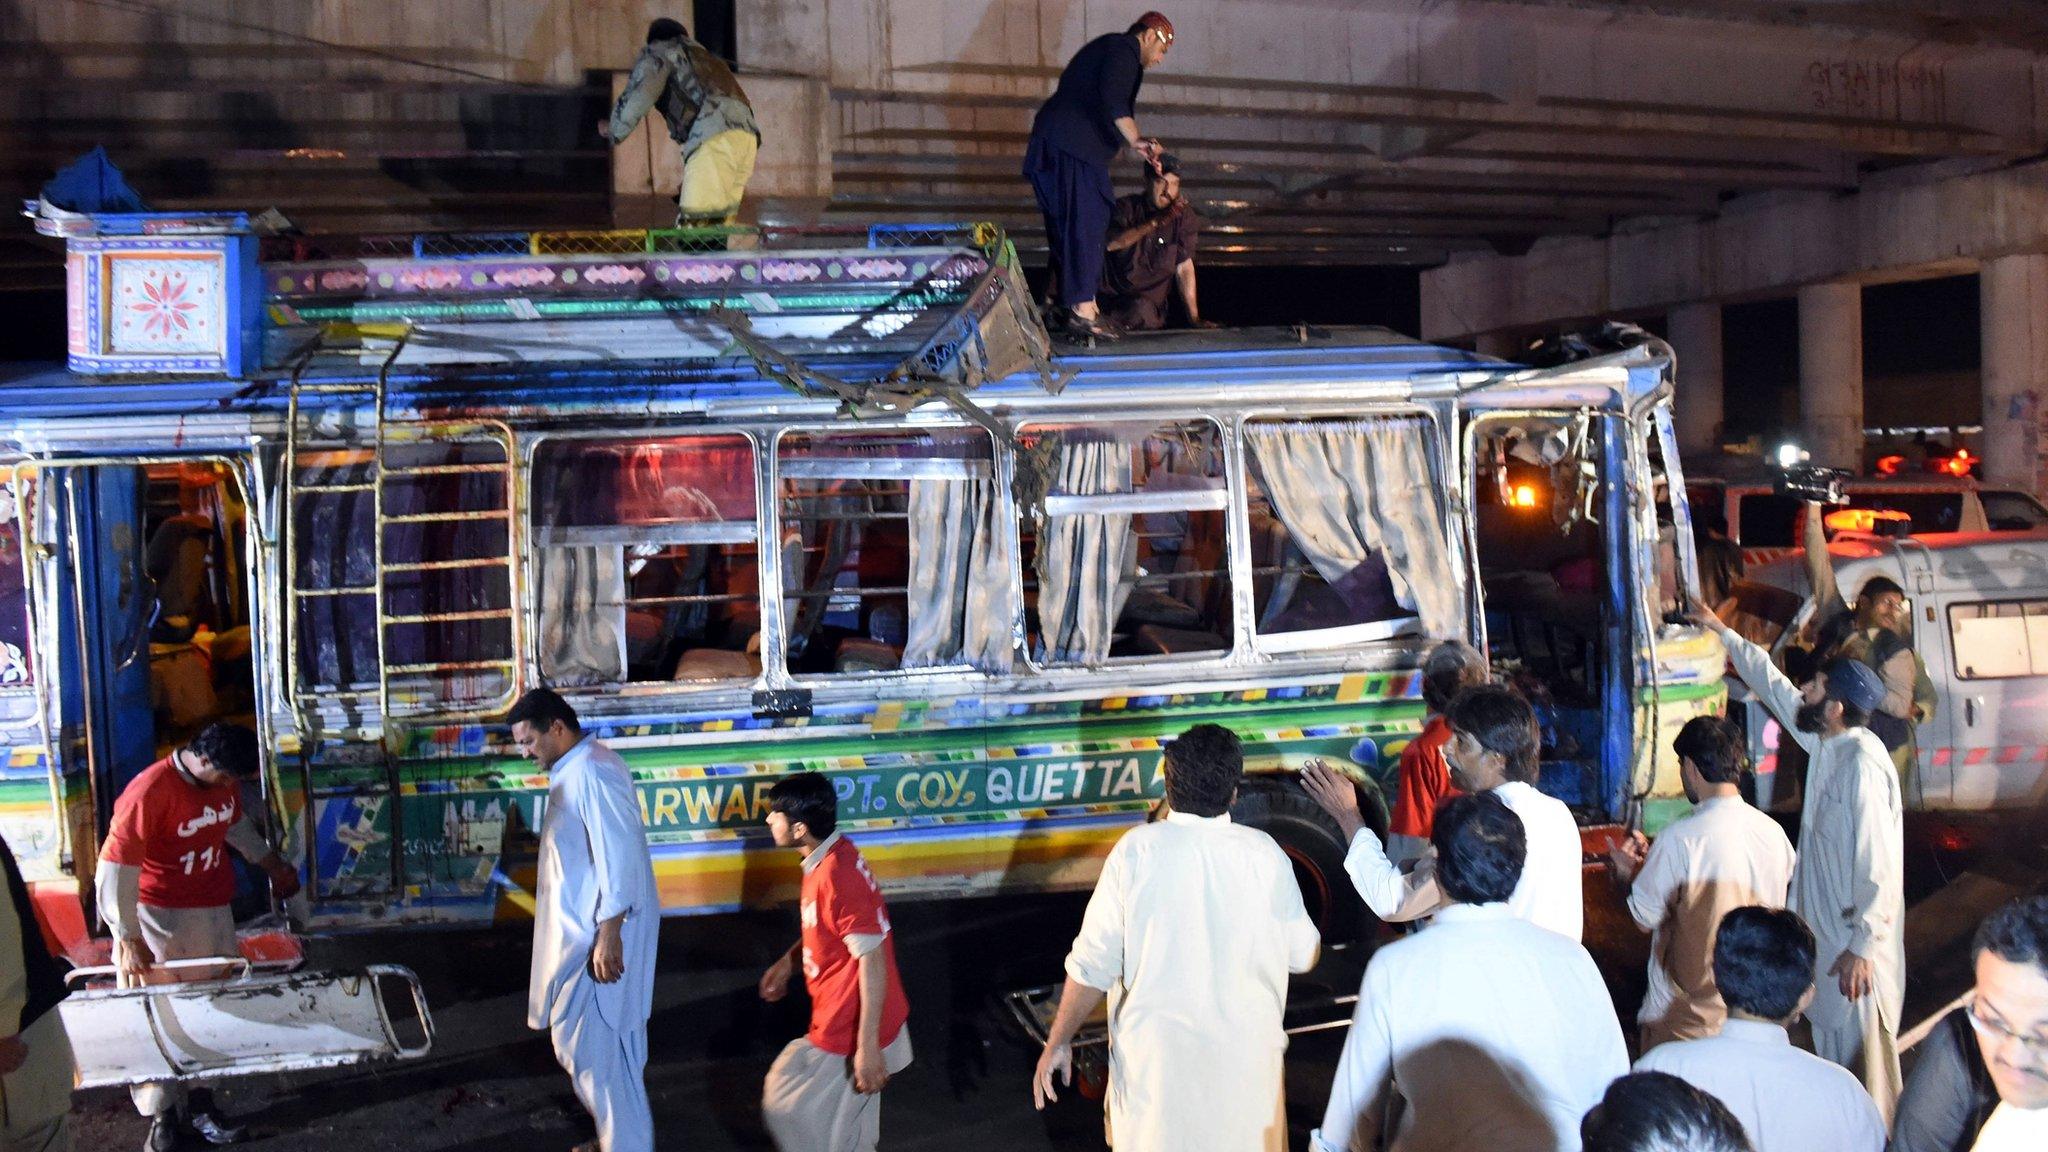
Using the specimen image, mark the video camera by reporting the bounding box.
[1770,444,1850,504]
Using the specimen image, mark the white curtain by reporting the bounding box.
[1037,439,1136,665]
[536,545,625,685]
[902,474,1015,671]
[1244,417,1459,638]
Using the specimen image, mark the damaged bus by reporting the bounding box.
[0,210,1723,950]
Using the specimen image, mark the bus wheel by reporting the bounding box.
[1230,777,1387,946]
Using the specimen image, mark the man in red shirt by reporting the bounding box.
[93,722,299,1152]
[1385,640,1489,864]
[757,771,911,1152]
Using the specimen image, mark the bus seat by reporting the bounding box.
[1131,624,1228,656]
[671,648,759,681]
[835,637,901,673]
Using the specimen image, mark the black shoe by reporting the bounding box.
[146,1110,180,1152]
[1058,312,1121,343]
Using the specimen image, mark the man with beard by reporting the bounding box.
[1688,604,1905,1122]
[1608,717,1796,1051]
[1097,153,1209,331]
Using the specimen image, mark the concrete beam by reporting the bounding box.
[1421,156,2048,340]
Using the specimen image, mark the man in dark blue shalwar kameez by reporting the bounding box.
[1023,12,1175,340]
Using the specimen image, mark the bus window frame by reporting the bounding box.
[772,422,1006,685]
[1015,415,1241,674]
[1233,405,1454,660]
[520,427,769,700]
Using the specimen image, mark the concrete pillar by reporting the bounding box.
[1476,331,1523,361]
[1980,254,2048,496]
[1667,302,1724,458]
[1798,282,1865,469]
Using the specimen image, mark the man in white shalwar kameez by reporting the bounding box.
[1032,723,1320,1151]
[514,689,661,1152]
[1311,791,1628,1152]
[1691,604,1905,1122]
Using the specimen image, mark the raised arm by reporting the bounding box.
[1688,602,1817,755]
[1802,501,1849,623]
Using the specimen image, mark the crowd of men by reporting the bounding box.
[5,588,2048,1151]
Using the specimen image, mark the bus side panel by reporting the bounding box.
[295,678,1425,931]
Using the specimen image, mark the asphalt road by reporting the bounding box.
[68,810,2048,1152]
[73,890,1372,1152]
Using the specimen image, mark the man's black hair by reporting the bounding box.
[1672,715,1749,786]
[1421,641,1488,715]
[1834,699,1872,730]
[768,771,839,840]
[1163,723,1242,817]
[507,688,582,736]
[1431,791,1524,906]
[1858,575,1906,604]
[1973,895,2048,968]
[1712,906,1815,1022]
[1581,1072,1753,1152]
[1444,684,1540,783]
[647,18,687,43]
[189,722,261,779]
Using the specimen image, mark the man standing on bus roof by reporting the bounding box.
[1689,602,1905,1122]
[95,722,299,1151]
[1034,723,1319,1151]
[758,771,912,1152]
[514,689,659,1152]
[600,18,759,227]
[1023,12,1175,341]
[4,830,76,1152]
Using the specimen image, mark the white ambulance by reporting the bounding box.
[1721,530,2048,814]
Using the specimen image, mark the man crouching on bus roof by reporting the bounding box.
[94,722,300,1151]
[758,771,913,1152]
[514,689,660,1152]
[1688,602,1906,1124]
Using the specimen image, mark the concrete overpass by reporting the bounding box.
[8,1,2048,485]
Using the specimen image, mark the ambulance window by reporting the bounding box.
[1016,420,1234,666]
[775,428,1007,677]
[1948,601,2048,679]
[0,471,31,690]
[1982,491,2048,532]
[1243,415,1455,648]
[529,435,760,687]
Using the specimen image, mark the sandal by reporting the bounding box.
[1058,312,1122,342]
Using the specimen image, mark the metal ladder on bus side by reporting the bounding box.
[283,338,525,902]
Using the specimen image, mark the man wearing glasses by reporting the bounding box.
[1892,896,2048,1151]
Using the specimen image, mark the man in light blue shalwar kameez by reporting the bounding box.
[514,689,661,1152]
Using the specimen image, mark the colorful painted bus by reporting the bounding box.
[0,210,1724,950]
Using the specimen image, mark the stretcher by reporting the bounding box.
[57,957,435,1090]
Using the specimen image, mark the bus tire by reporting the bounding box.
[1230,776,1388,946]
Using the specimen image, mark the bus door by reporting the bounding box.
[18,457,271,891]
[1462,409,1636,818]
